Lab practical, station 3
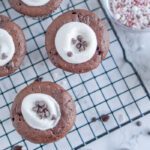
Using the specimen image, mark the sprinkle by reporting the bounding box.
[110,0,150,29]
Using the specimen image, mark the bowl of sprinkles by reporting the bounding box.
[106,0,150,31]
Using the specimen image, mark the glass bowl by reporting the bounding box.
[103,0,150,33]
[102,0,150,81]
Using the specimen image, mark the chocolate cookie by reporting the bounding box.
[11,81,76,144]
[46,9,109,73]
[9,0,63,17]
[0,15,26,77]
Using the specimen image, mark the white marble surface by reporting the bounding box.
[81,1,150,150]
[81,114,150,150]
[0,1,150,150]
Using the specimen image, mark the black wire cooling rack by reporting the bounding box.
[0,0,150,150]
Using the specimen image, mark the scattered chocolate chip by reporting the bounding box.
[67,51,73,57]
[136,121,142,127]
[91,117,97,122]
[1,53,8,60]
[35,77,43,82]
[100,114,110,122]
[12,145,22,150]
[72,38,77,45]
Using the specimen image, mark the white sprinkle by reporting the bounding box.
[115,13,121,20]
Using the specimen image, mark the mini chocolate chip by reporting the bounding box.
[32,106,39,112]
[1,53,8,60]
[6,62,14,69]
[76,43,82,49]
[44,110,50,118]
[100,114,110,122]
[51,115,56,120]
[77,35,83,42]
[67,51,73,57]
[12,145,22,150]
[136,121,142,127]
[33,101,50,119]
[91,117,97,122]
[72,38,77,45]
[79,46,85,52]
[72,11,77,14]
[83,41,88,47]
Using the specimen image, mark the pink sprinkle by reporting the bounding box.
[110,0,150,29]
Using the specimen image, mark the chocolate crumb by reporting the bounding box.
[12,145,22,150]
[91,117,97,122]
[100,114,110,122]
[67,51,73,57]
[136,121,142,127]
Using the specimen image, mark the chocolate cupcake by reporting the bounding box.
[11,81,76,143]
[46,9,109,73]
[0,15,26,77]
[9,0,63,17]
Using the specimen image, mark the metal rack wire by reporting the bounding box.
[0,0,150,149]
